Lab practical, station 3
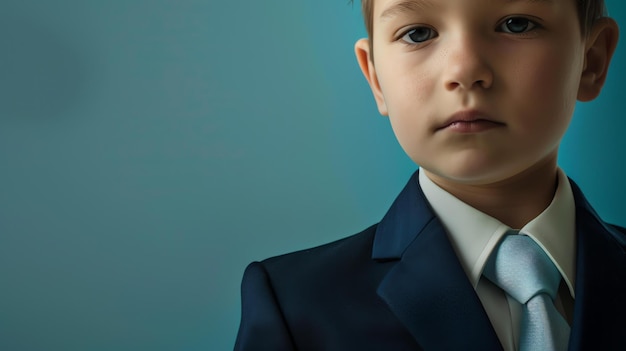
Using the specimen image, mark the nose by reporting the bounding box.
[443,34,494,91]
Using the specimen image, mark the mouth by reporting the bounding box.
[437,110,505,133]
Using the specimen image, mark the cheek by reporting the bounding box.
[381,63,435,109]
[384,72,437,146]
[540,56,580,107]
[510,45,581,129]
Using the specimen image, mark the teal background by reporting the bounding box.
[0,1,624,350]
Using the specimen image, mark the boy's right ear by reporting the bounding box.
[355,39,389,116]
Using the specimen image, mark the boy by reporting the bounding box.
[235,0,625,350]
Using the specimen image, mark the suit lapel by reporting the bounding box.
[373,171,503,350]
[568,180,626,350]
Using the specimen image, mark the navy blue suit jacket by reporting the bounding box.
[234,171,626,350]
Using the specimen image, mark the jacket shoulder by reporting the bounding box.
[260,223,379,275]
[607,223,626,249]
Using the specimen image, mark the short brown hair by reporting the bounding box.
[351,0,607,42]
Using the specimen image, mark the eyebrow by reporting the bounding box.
[380,0,554,21]
[379,0,432,21]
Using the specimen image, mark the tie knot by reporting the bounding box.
[483,234,562,304]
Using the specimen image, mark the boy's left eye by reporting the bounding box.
[498,17,538,34]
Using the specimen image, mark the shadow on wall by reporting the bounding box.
[0,13,87,121]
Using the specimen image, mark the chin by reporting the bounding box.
[419,160,522,186]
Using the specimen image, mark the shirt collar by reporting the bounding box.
[418,168,576,297]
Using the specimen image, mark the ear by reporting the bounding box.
[355,38,388,116]
[577,17,620,102]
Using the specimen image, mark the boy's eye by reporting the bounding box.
[499,17,538,34]
[401,27,438,44]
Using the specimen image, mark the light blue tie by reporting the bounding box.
[483,234,570,351]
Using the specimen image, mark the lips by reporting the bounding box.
[437,110,504,133]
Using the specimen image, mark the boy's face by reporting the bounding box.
[356,0,612,186]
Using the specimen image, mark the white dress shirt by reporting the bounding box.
[418,169,576,351]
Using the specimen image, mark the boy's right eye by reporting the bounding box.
[401,26,438,44]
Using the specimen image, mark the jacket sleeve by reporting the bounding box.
[234,261,296,351]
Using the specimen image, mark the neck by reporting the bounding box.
[424,157,559,229]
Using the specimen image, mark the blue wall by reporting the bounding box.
[1,1,624,350]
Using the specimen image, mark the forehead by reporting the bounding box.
[374,0,561,19]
